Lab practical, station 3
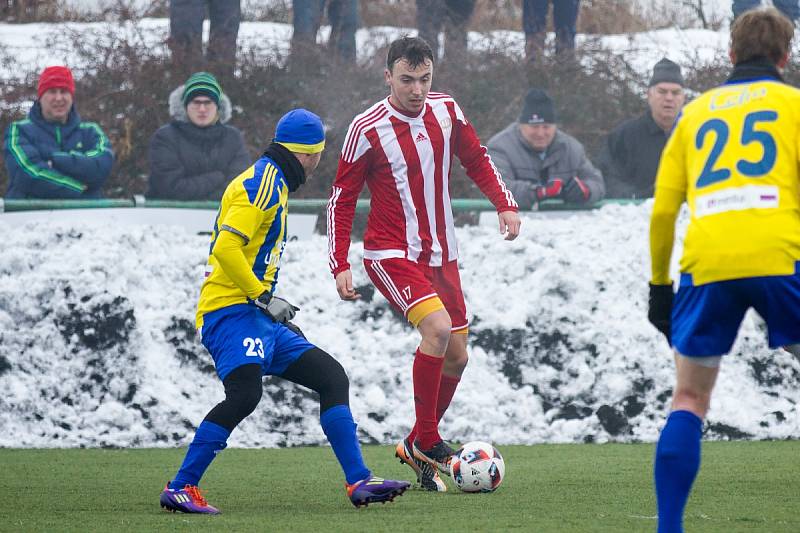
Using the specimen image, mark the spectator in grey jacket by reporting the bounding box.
[147,72,250,201]
[598,58,685,199]
[487,88,604,209]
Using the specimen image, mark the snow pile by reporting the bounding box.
[0,203,797,448]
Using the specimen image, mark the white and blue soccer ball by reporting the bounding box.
[450,441,506,493]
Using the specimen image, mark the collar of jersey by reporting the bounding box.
[384,97,426,122]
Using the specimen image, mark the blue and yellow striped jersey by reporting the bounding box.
[196,155,289,328]
[655,78,800,285]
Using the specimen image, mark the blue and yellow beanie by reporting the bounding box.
[182,72,222,107]
[274,109,325,154]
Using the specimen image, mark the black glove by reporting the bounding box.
[285,321,306,339]
[648,283,673,344]
[561,177,591,204]
[252,293,299,324]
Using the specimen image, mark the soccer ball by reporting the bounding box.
[450,441,505,493]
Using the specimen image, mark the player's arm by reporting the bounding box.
[213,171,280,299]
[452,105,520,240]
[648,119,687,342]
[212,228,264,299]
[328,126,370,299]
[649,187,684,284]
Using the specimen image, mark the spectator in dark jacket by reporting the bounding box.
[169,0,240,79]
[3,66,114,199]
[598,58,685,199]
[487,89,604,209]
[147,72,250,201]
[416,0,476,60]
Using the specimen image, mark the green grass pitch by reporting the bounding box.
[0,441,797,532]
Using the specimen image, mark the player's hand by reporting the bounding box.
[335,270,360,300]
[285,321,306,339]
[498,211,521,241]
[253,292,299,323]
[561,177,591,204]
[648,283,673,344]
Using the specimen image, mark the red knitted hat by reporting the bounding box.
[37,66,75,98]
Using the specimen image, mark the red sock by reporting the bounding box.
[411,348,444,449]
[408,371,460,446]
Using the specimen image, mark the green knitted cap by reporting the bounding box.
[182,72,222,107]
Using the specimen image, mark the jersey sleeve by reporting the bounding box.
[650,118,688,285]
[220,162,280,243]
[654,116,688,194]
[328,121,371,276]
[451,102,518,212]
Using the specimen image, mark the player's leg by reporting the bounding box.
[161,305,272,514]
[655,354,720,533]
[411,259,472,474]
[406,258,469,456]
[275,336,410,506]
[655,276,745,532]
[364,257,450,490]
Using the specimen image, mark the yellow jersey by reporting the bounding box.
[196,155,289,328]
[655,77,800,285]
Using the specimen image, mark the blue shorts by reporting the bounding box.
[199,304,315,381]
[672,263,800,357]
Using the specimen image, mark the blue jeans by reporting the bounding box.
[523,0,580,53]
[733,0,799,21]
[293,0,359,62]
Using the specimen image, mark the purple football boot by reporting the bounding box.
[346,475,411,508]
[160,483,221,515]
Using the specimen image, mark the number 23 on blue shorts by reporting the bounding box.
[198,303,314,380]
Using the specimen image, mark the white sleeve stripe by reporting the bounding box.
[343,106,386,162]
[486,150,518,208]
[343,106,382,158]
[344,109,387,163]
[327,186,343,271]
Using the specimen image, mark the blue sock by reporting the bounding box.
[320,405,371,485]
[654,410,703,533]
[169,420,230,490]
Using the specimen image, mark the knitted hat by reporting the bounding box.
[649,58,684,87]
[519,88,556,124]
[274,109,326,154]
[38,66,75,98]
[182,72,222,107]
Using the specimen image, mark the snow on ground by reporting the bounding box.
[0,203,797,448]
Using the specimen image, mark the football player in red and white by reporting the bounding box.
[327,36,520,491]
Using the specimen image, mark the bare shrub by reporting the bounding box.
[0,18,762,201]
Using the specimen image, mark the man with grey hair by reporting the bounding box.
[599,57,686,199]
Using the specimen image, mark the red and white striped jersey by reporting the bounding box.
[327,93,517,275]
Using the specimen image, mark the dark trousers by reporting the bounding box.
[169,0,240,77]
[416,0,476,60]
[523,0,580,54]
[292,0,359,63]
[733,0,799,21]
